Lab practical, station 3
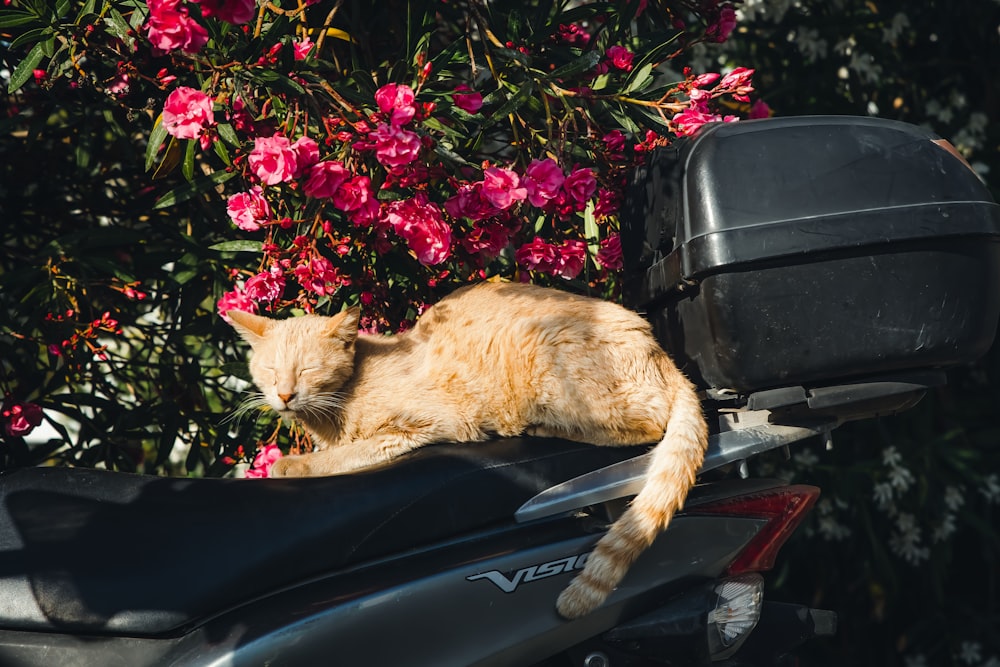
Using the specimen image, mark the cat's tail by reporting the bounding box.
[555,370,708,619]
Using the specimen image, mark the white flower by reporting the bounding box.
[818,515,851,541]
[980,473,1000,505]
[794,27,828,63]
[873,482,894,507]
[959,641,982,665]
[904,654,928,667]
[888,465,915,492]
[890,513,928,564]
[849,51,883,85]
[793,447,819,468]
[881,12,910,43]
[944,485,965,512]
[895,512,917,534]
[882,446,903,468]
[932,513,956,543]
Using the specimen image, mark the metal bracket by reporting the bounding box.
[514,414,832,523]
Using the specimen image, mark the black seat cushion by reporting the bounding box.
[0,438,647,636]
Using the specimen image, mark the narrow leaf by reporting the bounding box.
[145,114,170,171]
[208,240,264,253]
[154,170,235,209]
[8,41,46,93]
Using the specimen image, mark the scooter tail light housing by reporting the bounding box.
[706,573,764,660]
[691,484,820,576]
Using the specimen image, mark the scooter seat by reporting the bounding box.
[0,438,646,636]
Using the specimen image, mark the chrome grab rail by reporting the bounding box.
[514,413,833,523]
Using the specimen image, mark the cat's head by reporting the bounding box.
[226,308,360,419]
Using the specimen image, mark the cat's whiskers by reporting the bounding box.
[222,391,272,427]
[297,391,346,423]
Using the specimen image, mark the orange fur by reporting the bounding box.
[227,282,708,618]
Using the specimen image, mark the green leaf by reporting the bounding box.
[145,115,170,171]
[8,41,46,93]
[548,51,601,80]
[182,138,196,182]
[104,7,133,43]
[216,122,240,147]
[212,138,231,166]
[154,170,235,209]
[488,81,536,123]
[622,62,655,95]
[209,240,264,253]
[584,199,600,263]
[0,11,41,28]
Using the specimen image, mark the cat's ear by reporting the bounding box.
[327,306,360,346]
[227,310,272,346]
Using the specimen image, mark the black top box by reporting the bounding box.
[622,116,1000,395]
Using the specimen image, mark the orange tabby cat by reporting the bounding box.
[227,281,708,619]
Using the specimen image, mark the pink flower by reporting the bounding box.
[304,160,350,199]
[292,36,313,60]
[522,159,566,207]
[192,0,255,24]
[707,3,737,42]
[719,66,755,101]
[596,234,623,270]
[226,185,271,231]
[556,23,590,46]
[444,182,498,222]
[451,85,483,114]
[553,239,587,279]
[370,123,422,168]
[162,86,214,140]
[248,134,299,185]
[602,130,626,155]
[562,166,597,204]
[481,167,527,210]
[461,221,513,259]
[692,72,721,89]
[145,0,208,55]
[245,444,283,478]
[218,287,257,323]
[290,136,319,176]
[333,175,373,213]
[672,104,737,137]
[293,256,345,296]
[594,188,621,218]
[515,237,560,274]
[606,45,634,72]
[244,267,285,302]
[374,83,417,126]
[385,196,452,266]
[2,400,43,438]
[749,98,772,119]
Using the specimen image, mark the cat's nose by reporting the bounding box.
[277,392,296,406]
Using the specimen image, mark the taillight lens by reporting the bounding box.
[690,485,820,576]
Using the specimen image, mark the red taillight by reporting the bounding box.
[690,485,820,575]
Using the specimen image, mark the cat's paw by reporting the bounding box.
[269,455,313,478]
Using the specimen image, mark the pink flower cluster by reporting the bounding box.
[2,399,43,438]
[145,0,254,56]
[444,159,597,224]
[244,443,282,478]
[672,67,756,136]
[515,237,588,279]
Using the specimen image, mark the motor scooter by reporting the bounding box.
[0,115,997,666]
